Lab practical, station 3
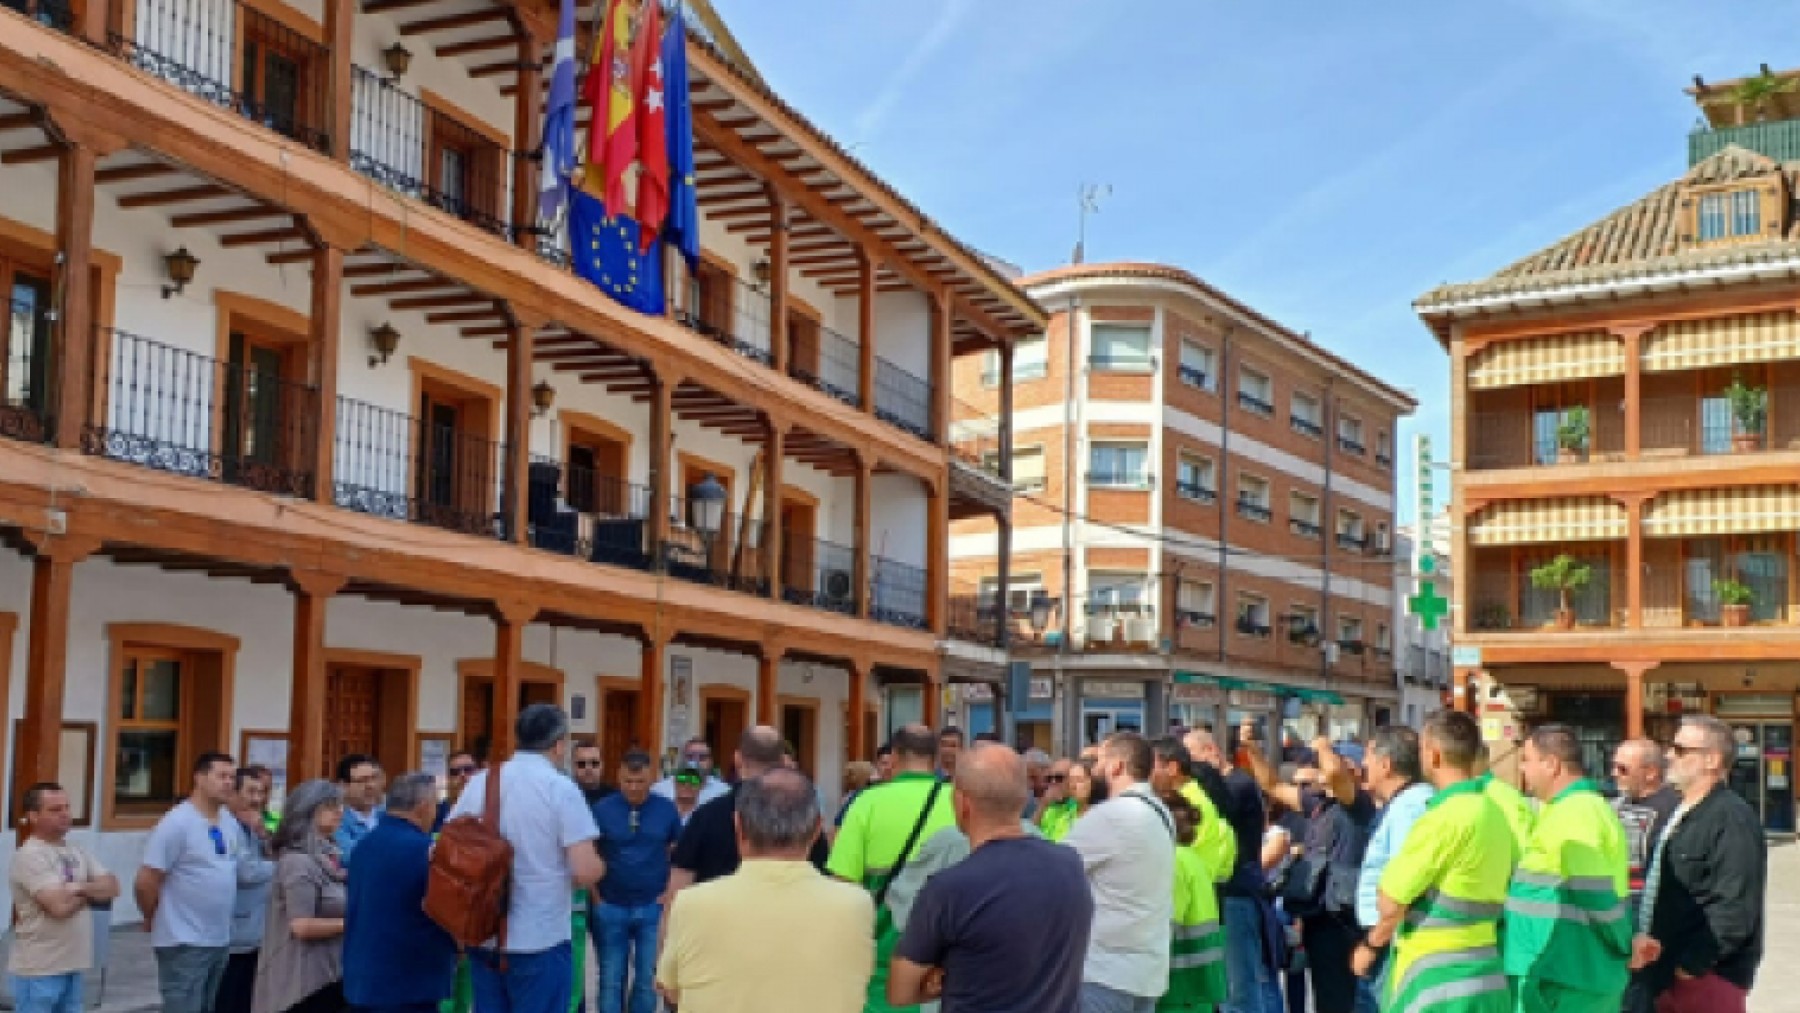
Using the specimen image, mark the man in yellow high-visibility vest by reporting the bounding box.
[1505,724,1632,1013]
[1353,710,1513,1013]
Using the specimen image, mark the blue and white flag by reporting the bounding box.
[536,0,578,225]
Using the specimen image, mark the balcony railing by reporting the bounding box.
[667,270,773,367]
[524,457,656,571]
[1338,639,1366,656]
[350,66,516,240]
[1290,415,1322,439]
[1375,451,1392,468]
[1090,469,1152,489]
[875,356,933,441]
[1175,480,1215,503]
[1690,119,1800,166]
[1291,518,1322,539]
[950,398,1004,479]
[662,500,771,596]
[946,594,1003,648]
[1236,497,1272,522]
[332,395,503,538]
[1237,391,1274,416]
[114,0,332,153]
[1470,558,1618,631]
[3,0,73,32]
[781,535,857,615]
[1336,531,1367,551]
[1235,615,1272,638]
[1337,435,1366,455]
[1176,609,1216,629]
[2,296,54,445]
[84,329,319,497]
[872,556,927,630]
[1177,364,1211,389]
[789,322,861,407]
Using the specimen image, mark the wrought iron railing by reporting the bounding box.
[1290,518,1322,539]
[946,593,1003,647]
[1177,364,1210,389]
[85,328,319,496]
[350,65,517,240]
[333,395,504,538]
[1290,415,1323,438]
[1237,391,1273,416]
[872,556,928,630]
[113,0,332,153]
[1235,497,1272,522]
[789,321,861,406]
[662,498,771,595]
[1337,435,1366,455]
[3,0,73,32]
[524,457,656,570]
[875,356,933,441]
[1336,531,1367,552]
[667,268,773,366]
[780,534,857,616]
[1,296,54,445]
[1175,480,1215,503]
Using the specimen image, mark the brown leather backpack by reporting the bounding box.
[424,759,512,951]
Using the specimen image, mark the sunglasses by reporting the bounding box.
[575,760,604,769]
[674,773,703,785]
[207,825,227,857]
[1046,774,1068,784]
[450,764,477,776]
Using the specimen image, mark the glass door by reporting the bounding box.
[1763,723,1794,834]
[3,270,53,440]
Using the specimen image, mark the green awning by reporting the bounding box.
[1288,688,1345,705]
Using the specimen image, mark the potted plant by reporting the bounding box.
[1555,406,1590,463]
[1475,602,1512,631]
[1529,554,1592,631]
[1714,578,1755,627]
[1725,374,1767,452]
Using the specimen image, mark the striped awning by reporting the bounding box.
[1468,331,1622,390]
[1641,310,1800,372]
[1643,485,1800,537]
[1468,497,1627,545]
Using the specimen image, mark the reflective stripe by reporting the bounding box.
[1505,897,1629,925]
[1171,949,1225,970]
[1405,893,1504,930]
[1396,973,1510,1013]
[1390,945,1501,1003]
[1174,920,1221,940]
[1512,870,1618,894]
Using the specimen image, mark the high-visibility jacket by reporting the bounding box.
[1503,780,1632,999]
[1039,798,1080,842]
[1179,780,1236,884]
[1160,847,1227,1012]
[1379,778,1514,1013]
[1478,771,1534,859]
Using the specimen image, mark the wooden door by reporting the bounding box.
[326,666,379,764]
[780,500,816,594]
[600,690,639,776]
[781,703,817,780]
[462,676,559,762]
[787,311,819,382]
[704,697,748,780]
[2,268,53,437]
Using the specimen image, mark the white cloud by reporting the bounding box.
[851,0,974,140]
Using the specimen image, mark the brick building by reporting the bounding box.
[952,262,1413,753]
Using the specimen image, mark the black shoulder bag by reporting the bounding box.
[872,778,945,911]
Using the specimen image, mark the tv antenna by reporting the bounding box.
[1072,183,1111,265]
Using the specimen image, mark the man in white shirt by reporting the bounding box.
[134,752,241,1013]
[450,704,605,1013]
[1062,731,1175,1013]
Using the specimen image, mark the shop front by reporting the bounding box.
[1715,693,1796,835]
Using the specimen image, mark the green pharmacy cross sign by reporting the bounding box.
[1409,555,1449,630]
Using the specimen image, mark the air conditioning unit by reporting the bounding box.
[821,569,854,603]
[1087,614,1119,644]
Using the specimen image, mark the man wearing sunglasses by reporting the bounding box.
[652,738,728,808]
[434,751,479,832]
[572,740,618,807]
[136,752,241,1013]
[1611,739,1679,1013]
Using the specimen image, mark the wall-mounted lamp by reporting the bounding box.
[383,42,413,81]
[532,379,555,417]
[161,247,199,299]
[368,322,401,367]
[686,472,727,536]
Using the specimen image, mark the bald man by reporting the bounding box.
[889,744,1093,1013]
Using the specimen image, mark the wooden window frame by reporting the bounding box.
[1682,177,1786,247]
[102,623,239,831]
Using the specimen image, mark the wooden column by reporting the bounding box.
[927,479,949,635]
[1452,666,1476,713]
[288,569,346,782]
[648,371,677,563]
[1620,493,1647,628]
[766,187,789,374]
[846,661,868,762]
[504,316,536,543]
[637,635,666,759]
[51,143,99,450]
[857,249,877,411]
[18,539,99,838]
[490,601,536,760]
[853,455,873,618]
[930,294,953,445]
[510,31,543,251]
[307,245,344,504]
[756,649,779,726]
[762,417,784,599]
[323,0,354,160]
[75,0,109,45]
[921,674,941,728]
[998,341,1014,484]
[995,513,1012,647]
[1615,325,1650,461]
[1613,661,1657,740]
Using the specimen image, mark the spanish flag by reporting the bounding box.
[582,0,637,214]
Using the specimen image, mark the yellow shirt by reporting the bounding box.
[657,859,875,1013]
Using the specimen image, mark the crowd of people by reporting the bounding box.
[1,704,1769,1013]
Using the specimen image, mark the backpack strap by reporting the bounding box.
[1133,791,1175,842]
[872,778,944,911]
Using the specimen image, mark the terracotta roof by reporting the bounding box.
[1416,146,1800,311]
[1022,261,1416,411]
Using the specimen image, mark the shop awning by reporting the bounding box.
[1174,672,1252,689]
[1642,310,1800,373]
[1467,330,1622,390]
[1287,688,1345,705]
[1644,485,1800,537]
[1468,496,1627,545]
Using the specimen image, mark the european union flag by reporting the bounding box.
[569,188,664,315]
[662,4,699,269]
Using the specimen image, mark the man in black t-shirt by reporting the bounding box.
[890,744,1092,1013]
[664,725,828,888]
[1613,738,1681,1013]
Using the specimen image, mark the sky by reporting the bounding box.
[711,0,1800,522]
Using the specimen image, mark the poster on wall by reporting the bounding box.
[666,656,694,748]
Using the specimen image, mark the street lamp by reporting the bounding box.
[686,473,727,536]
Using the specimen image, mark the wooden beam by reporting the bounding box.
[94,162,175,184]
[363,0,440,12]
[171,205,286,228]
[426,308,506,324]
[350,277,456,297]
[51,144,98,450]
[219,226,306,247]
[436,35,516,58]
[117,184,228,208]
[0,112,36,132]
[267,248,316,265]
[344,263,410,278]
[391,293,493,310]
[471,60,524,79]
[1,145,60,165]
[398,8,509,34]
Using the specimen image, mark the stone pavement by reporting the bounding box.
[63,842,1799,1012]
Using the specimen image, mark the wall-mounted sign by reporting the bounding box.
[963,683,994,703]
[1171,684,1224,705]
[1451,645,1483,668]
[1231,690,1276,709]
[1084,681,1146,700]
[1030,677,1054,700]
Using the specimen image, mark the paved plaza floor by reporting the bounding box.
[61,840,1800,1013]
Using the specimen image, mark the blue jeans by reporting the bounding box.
[470,942,571,1013]
[1078,982,1156,1013]
[594,903,659,1013]
[11,973,82,1013]
[1221,895,1271,1013]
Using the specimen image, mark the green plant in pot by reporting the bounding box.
[1714,578,1755,627]
[1529,554,1592,631]
[1725,374,1767,452]
[1555,407,1590,463]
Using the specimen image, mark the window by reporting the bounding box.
[2,264,54,438]
[1336,509,1365,550]
[1697,189,1762,242]
[1237,367,1273,416]
[1289,492,1321,538]
[1338,615,1365,653]
[1375,430,1393,467]
[1089,324,1154,371]
[982,573,1044,614]
[1237,474,1271,522]
[1089,443,1150,488]
[1290,392,1322,438]
[1235,593,1271,637]
[1177,581,1216,627]
[1683,535,1790,625]
[1176,453,1215,502]
[1374,521,1391,553]
[1006,445,1046,492]
[1178,340,1215,390]
[1287,604,1319,644]
[1375,624,1392,656]
[1087,573,1148,613]
[108,627,233,825]
[985,335,1048,385]
[1337,415,1365,455]
[1531,384,1594,464]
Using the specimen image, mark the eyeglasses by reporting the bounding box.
[1045,774,1068,784]
[207,826,227,857]
[449,764,477,776]
[575,760,603,769]
[674,773,703,786]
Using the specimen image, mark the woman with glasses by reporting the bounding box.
[1035,757,1106,842]
[252,780,348,1013]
